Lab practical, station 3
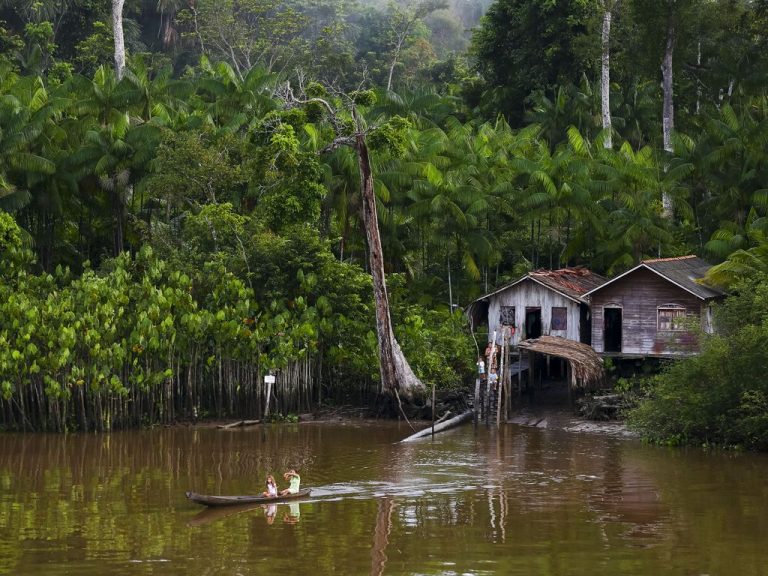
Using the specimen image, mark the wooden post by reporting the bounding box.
[264,373,275,418]
[431,379,436,437]
[473,377,480,426]
[529,351,535,398]
[517,349,522,401]
[485,331,496,425]
[505,342,512,421]
[496,332,506,428]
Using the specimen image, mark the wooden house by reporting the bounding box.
[583,256,726,357]
[467,268,607,347]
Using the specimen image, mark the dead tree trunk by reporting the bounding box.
[278,83,426,405]
[355,132,425,402]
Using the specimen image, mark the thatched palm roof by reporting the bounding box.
[517,336,604,388]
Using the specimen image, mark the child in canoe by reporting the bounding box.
[279,469,300,496]
[262,474,278,498]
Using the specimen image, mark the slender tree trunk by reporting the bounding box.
[113,186,124,255]
[447,253,453,310]
[661,8,675,219]
[695,40,701,115]
[190,4,206,54]
[600,3,613,149]
[355,129,425,402]
[386,38,405,92]
[112,0,126,80]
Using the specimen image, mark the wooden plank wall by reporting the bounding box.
[486,279,582,346]
[590,268,704,355]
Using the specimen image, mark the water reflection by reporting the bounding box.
[1,422,768,575]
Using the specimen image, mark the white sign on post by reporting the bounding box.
[264,375,276,384]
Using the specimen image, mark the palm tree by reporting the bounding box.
[68,66,160,255]
[588,137,677,270]
[705,238,768,288]
[0,69,56,213]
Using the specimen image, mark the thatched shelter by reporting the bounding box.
[517,335,604,388]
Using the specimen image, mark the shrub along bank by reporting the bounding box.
[628,274,768,450]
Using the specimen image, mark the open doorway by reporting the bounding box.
[604,307,622,352]
[525,307,542,339]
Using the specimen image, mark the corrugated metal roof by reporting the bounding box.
[472,267,607,304]
[583,255,726,300]
[641,256,726,299]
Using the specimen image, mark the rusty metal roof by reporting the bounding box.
[528,268,608,301]
[472,267,607,304]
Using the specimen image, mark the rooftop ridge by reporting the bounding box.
[641,255,698,264]
[531,267,592,277]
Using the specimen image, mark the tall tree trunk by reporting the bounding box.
[695,40,701,115]
[600,2,613,149]
[447,253,453,309]
[112,0,126,80]
[386,38,405,92]
[113,186,124,255]
[355,131,425,402]
[661,8,675,219]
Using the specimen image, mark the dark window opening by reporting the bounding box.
[525,307,542,339]
[604,307,622,352]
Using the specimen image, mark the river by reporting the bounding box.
[1,417,767,575]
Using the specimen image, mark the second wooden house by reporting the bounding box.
[583,255,726,357]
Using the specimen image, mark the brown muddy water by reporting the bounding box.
[1,416,767,575]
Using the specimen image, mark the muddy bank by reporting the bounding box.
[507,408,636,438]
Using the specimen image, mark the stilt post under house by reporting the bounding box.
[485,331,496,425]
[529,351,535,399]
[506,341,512,421]
[483,330,498,424]
[496,330,507,428]
[473,376,481,426]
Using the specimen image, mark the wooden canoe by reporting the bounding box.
[186,488,311,507]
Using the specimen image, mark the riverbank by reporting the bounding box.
[192,404,635,439]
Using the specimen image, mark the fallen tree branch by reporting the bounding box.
[399,410,474,443]
[217,419,261,429]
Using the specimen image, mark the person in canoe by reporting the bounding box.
[262,474,278,498]
[279,469,300,496]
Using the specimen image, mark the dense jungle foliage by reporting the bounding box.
[0,0,767,441]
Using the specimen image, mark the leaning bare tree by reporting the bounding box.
[279,82,426,405]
